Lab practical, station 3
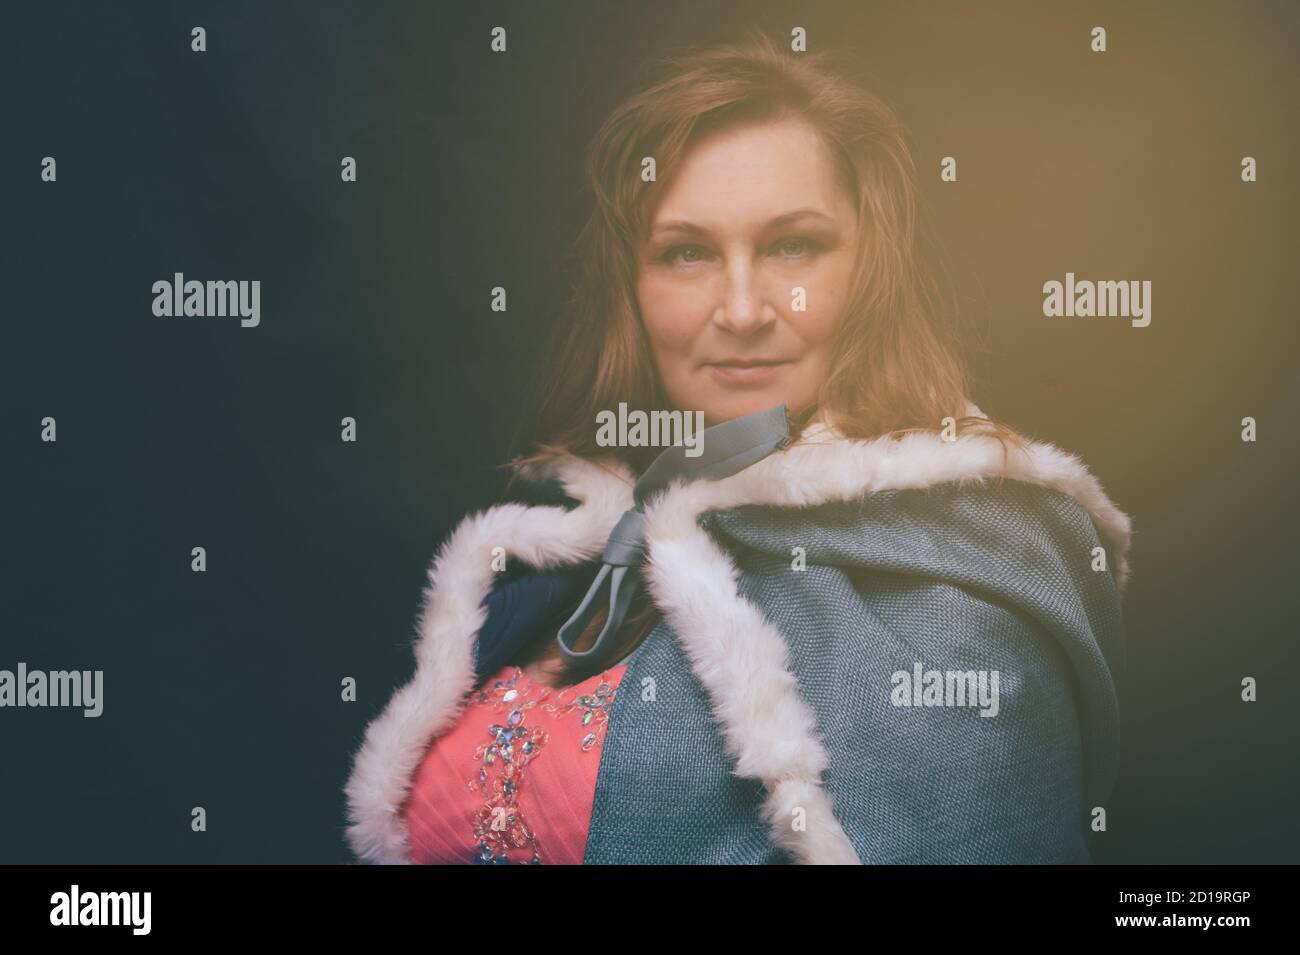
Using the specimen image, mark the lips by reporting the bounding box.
[705,358,791,386]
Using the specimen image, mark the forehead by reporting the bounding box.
[645,116,854,233]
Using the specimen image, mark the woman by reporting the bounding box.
[344,31,1133,865]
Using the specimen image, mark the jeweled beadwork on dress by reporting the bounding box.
[468,666,619,864]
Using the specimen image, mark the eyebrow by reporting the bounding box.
[649,207,838,239]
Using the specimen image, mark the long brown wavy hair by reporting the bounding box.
[512,28,1030,686]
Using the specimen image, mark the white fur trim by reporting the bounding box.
[650,422,1133,592]
[342,455,633,863]
[639,527,863,863]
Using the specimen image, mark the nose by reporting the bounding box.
[712,258,776,337]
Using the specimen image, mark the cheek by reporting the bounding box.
[797,303,844,347]
[796,258,856,349]
[637,275,704,358]
[811,250,863,335]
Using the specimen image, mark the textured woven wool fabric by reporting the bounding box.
[581,481,1123,864]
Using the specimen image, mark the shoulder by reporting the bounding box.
[696,428,1133,600]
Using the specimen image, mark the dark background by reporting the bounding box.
[3,1,1297,863]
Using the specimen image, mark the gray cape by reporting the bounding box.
[345,417,1133,864]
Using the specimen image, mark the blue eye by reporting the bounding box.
[774,237,820,258]
[663,244,709,265]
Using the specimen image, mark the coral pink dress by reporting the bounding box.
[403,662,629,864]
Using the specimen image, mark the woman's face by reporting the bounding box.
[636,115,862,426]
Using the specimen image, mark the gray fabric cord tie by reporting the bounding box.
[555,403,792,671]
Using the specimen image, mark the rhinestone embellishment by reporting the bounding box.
[468,666,620,864]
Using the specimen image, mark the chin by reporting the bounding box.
[700,391,789,426]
